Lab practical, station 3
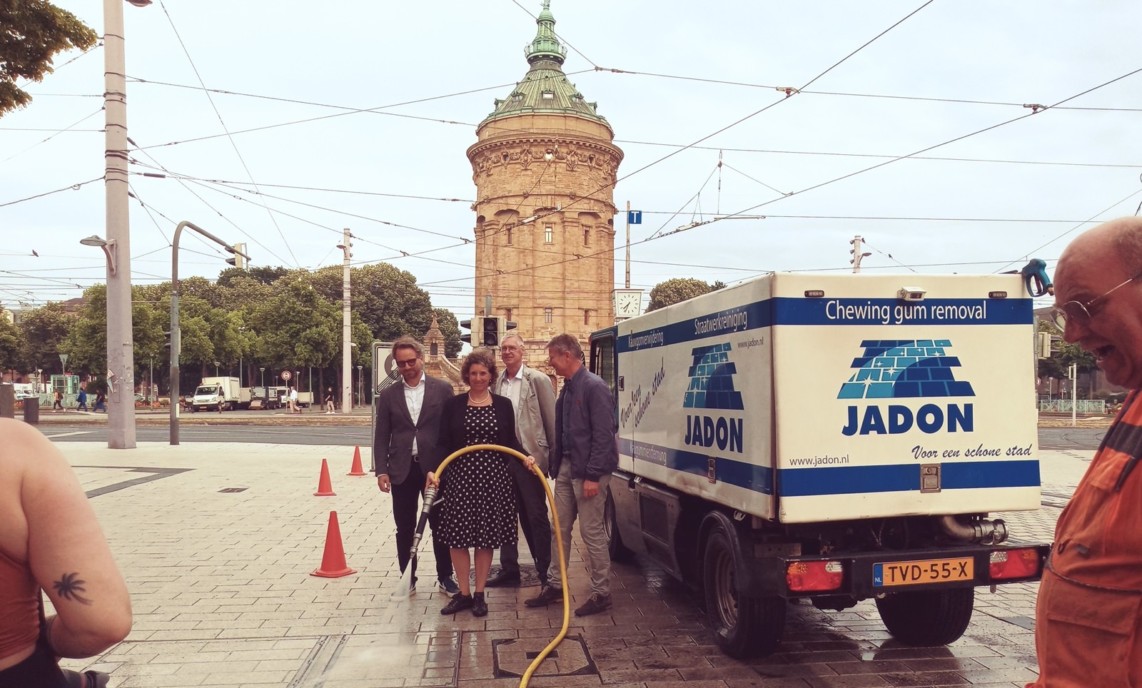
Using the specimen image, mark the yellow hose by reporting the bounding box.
[433,443,569,688]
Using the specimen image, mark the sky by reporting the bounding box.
[2,0,1141,322]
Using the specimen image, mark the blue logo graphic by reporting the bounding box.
[684,343,744,409]
[838,339,975,400]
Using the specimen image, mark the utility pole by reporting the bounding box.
[338,229,353,413]
[849,235,871,273]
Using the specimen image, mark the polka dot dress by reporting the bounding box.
[437,404,518,549]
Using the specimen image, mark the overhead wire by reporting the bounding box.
[157,0,299,267]
[0,178,101,208]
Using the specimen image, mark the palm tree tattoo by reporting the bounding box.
[53,572,93,606]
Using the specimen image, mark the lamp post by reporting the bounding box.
[100,0,152,449]
[213,361,219,377]
[357,364,363,407]
[170,220,249,445]
[259,367,265,393]
[337,229,352,413]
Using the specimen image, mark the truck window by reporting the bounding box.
[590,335,617,399]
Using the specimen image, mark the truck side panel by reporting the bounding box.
[614,279,776,521]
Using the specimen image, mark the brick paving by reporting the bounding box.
[47,440,1080,687]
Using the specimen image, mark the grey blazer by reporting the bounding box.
[494,365,557,475]
[372,374,454,485]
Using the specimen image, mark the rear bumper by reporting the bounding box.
[743,543,1051,599]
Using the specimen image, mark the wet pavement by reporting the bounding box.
[48,439,1081,687]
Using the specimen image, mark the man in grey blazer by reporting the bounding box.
[486,334,556,588]
[374,336,459,595]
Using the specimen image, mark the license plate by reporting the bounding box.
[873,557,974,587]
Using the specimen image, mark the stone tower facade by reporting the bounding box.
[466,1,623,357]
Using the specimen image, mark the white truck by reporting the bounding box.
[190,376,241,412]
[591,272,1050,658]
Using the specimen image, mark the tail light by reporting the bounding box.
[989,548,1041,580]
[786,560,844,592]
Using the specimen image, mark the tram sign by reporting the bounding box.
[281,370,292,382]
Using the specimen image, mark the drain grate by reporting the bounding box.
[218,487,248,493]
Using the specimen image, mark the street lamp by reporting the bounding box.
[337,230,353,414]
[259,367,265,393]
[357,364,363,407]
[213,361,220,377]
[169,220,250,445]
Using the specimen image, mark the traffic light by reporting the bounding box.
[459,319,472,344]
[225,242,248,269]
[481,316,500,347]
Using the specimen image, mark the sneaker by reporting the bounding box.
[574,593,612,617]
[437,577,460,595]
[524,585,562,608]
[440,592,473,615]
[472,592,488,617]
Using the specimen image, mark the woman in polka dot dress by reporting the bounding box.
[428,348,530,617]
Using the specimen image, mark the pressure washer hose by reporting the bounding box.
[426,443,570,688]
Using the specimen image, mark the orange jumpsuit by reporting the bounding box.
[1029,390,1142,687]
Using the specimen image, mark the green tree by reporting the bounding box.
[249,280,339,369]
[433,308,463,359]
[0,314,20,371]
[310,264,434,342]
[0,1,97,116]
[646,278,725,312]
[17,302,72,372]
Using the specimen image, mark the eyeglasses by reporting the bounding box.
[500,345,521,352]
[1051,271,1142,331]
[394,357,420,368]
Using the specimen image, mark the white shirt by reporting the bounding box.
[498,366,524,412]
[404,374,426,455]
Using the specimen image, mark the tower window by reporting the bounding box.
[583,309,591,326]
[506,227,512,245]
[544,307,553,324]
[544,225,554,244]
[583,229,589,247]
[541,91,555,100]
[505,308,512,321]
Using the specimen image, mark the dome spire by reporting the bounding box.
[526,0,566,65]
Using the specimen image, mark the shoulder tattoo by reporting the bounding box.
[53,572,94,605]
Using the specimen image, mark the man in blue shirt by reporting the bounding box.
[526,334,618,616]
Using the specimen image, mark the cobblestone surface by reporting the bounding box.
[49,440,1087,687]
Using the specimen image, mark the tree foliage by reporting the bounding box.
[646,278,725,312]
[0,313,20,371]
[434,308,463,358]
[0,1,97,117]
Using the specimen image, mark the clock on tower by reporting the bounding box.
[613,289,643,319]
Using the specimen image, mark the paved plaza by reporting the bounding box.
[46,438,1085,687]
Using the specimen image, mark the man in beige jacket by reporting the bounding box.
[487,334,556,588]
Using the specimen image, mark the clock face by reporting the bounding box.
[615,292,641,317]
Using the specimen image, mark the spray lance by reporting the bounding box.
[389,482,440,602]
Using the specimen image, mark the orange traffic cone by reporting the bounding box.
[314,458,336,496]
[311,511,356,578]
[347,446,367,476]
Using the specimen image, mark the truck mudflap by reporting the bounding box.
[740,543,1051,599]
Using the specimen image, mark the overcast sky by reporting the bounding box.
[2,0,1140,321]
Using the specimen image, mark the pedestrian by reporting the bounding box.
[373,336,459,596]
[288,386,299,414]
[526,334,619,617]
[428,348,528,617]
[0,418,132,687]
[51,390,62,412]
[1028,217,1142,687]
[93,391,106,413]
[324,387,335,414]
[75,388,88,412]
[486,334,555,590]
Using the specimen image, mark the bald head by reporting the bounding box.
[1058,217,1142,281]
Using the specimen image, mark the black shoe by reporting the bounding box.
[485,569,521,588]
[472,592,488,617]
[524,585,562,608]
[574,593,612,617]
[440,592,473,615]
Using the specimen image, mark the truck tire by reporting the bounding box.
[875,587,974,646]
[603,487,632,562]
[702,521,785,658]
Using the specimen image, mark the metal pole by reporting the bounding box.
[170,220,249,445]
[625,200,631,289]
[1071,364,1077,427]
[104,0,136,448]
[339,228,352,413]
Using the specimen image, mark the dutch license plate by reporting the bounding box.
[873,557,974,587]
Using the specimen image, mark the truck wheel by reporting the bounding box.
[876,587,974,646]
[604,487,632,562]
[702,522,785,658]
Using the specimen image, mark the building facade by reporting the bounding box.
[466,1,623,361]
